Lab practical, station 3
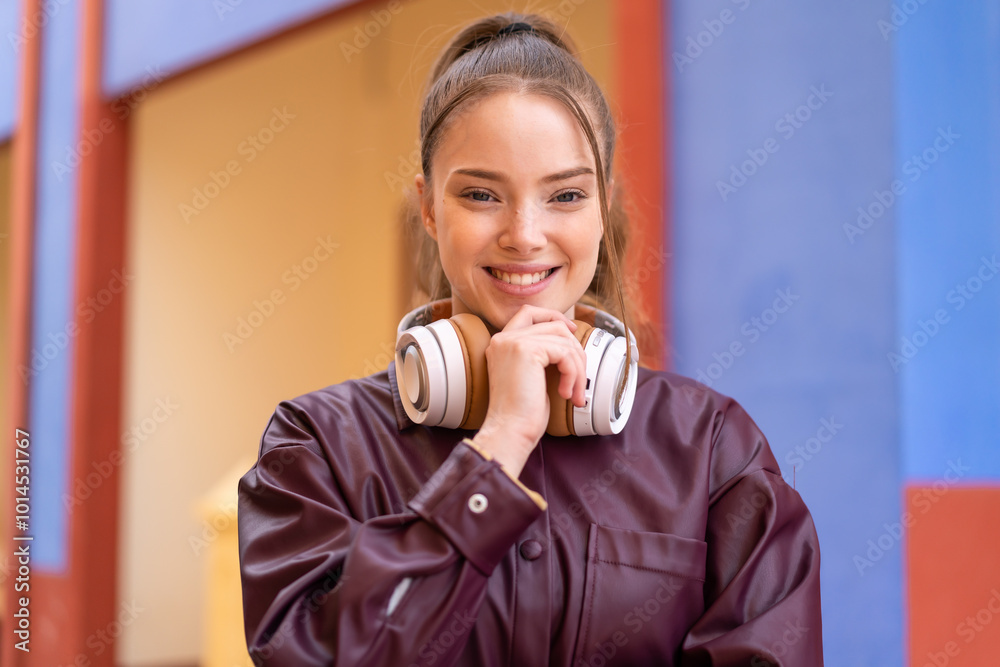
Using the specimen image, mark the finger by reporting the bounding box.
[573,343,587,408]
[501,332,573,398]
[545,333,586,407]
[515,328,586,406]
[574,347,587,408]
[558,366,574,402]
[518,320,583,338]
[506,304,578,332]
[551,343,584,404]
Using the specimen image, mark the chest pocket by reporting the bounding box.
[571,524,707,667]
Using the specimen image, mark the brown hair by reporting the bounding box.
[404,13,639,384]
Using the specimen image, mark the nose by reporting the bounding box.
[498,202,545,254]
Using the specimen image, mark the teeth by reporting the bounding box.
[490,268,552,285]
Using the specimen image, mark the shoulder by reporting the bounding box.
[632,367,779,491]
[633,366,745,435]
[283,368,395,417]
[258,369,398,455]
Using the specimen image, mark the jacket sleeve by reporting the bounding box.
[679,399,824,666]
[237,401,544,666]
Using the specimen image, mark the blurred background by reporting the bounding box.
[0,0,997,665]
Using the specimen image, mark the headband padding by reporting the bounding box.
[450,313,491,429]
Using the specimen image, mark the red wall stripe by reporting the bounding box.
[3,0,40,664]
[613,0,669,370]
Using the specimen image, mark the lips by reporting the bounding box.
[482,265,560,295]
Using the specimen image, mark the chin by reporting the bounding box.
[482,307,514,332]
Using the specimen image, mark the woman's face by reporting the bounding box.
[416,92,605,332]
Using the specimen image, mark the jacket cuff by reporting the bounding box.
[460,437,547,510]
[408,439,545,575]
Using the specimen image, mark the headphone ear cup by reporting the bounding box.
[546,320,595,436]
[449,313,491,430]
[545,367,571,437]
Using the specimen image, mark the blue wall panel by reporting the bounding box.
[30,0,82,572]
[1,0,21,139]
[670,1,900,664]
[895,2,1000,483]
[104,0,356,97]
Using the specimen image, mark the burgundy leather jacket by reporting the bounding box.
[238,364,823,665]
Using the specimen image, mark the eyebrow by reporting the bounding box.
[451,166,595,184]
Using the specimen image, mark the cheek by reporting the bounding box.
[437,219,468,256]
[565,233,601,285]
[581,219,604,263]
[434,219,482,282]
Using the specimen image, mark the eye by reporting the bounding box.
[553,189,586,204]
[464,189,496,203]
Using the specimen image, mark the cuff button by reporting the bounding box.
[468,493,488,513]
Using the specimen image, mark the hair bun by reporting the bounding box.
[464,19,539,53]
[497,21,535,37]
[429,14,580,83]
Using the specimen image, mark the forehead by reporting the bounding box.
[431,91,596,176]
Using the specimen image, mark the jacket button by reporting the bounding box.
[519,539,543,561]
[468,493,488,513]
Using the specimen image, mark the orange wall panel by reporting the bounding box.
[907,486,1000,667]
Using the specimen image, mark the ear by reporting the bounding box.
[415,173,437,241]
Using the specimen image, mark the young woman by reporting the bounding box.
[238,13,823,666]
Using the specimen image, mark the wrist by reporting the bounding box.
[471,426,535,478]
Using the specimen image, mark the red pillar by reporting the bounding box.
[3,0,41,664]
[614,0,670,370]
[63,0,130,661]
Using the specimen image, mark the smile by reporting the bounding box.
[487,267,555,285]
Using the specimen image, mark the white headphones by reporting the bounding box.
[394,300,638,436]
